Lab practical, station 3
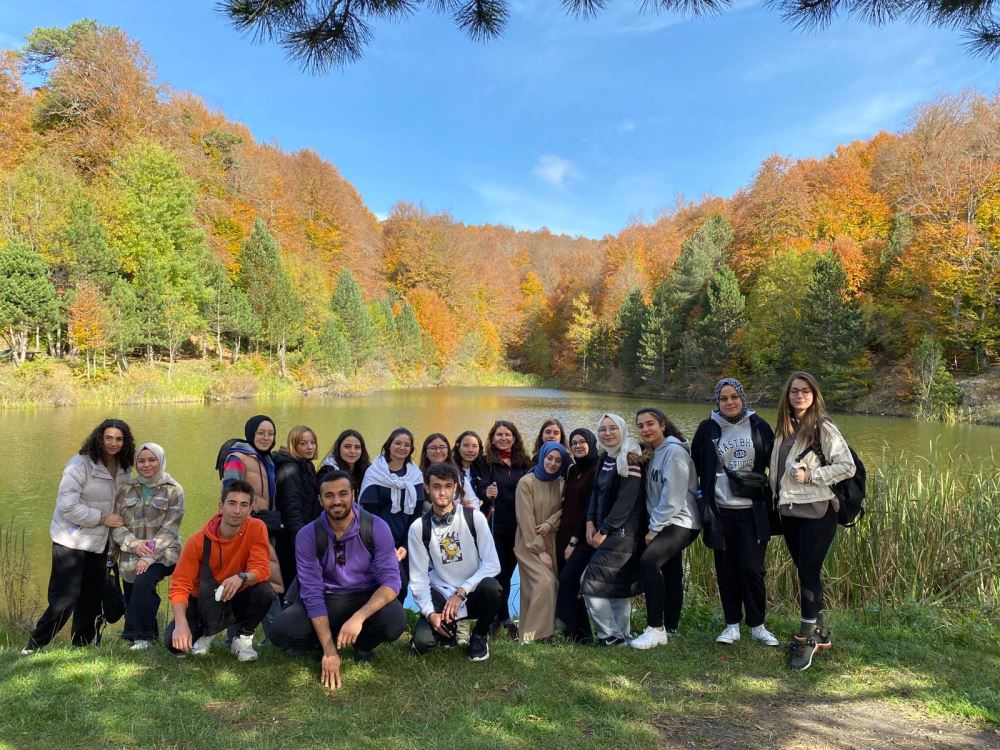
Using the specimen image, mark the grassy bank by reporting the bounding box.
[1,451,997,748]
[1,602,997,750]
[0,357,540,409]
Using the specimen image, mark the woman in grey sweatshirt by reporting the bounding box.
[629,408,701,650]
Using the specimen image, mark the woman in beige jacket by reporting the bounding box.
[113,442,185,650]
[514,441,569,643]
[769,371,856,671]
[24,419,135,654]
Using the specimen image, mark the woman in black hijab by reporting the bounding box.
[554,427,599,642]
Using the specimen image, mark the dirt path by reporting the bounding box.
[654,697,1000,749]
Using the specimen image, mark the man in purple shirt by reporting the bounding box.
[270,470,406,690]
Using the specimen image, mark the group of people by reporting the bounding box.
[22,369,857,683]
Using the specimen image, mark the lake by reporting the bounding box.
[5,387,997,601]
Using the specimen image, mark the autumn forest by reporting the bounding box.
[0,21,997,417]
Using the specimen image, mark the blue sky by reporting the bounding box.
[1,1,996,238]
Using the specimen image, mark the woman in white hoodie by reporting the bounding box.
[770,371,855,671]
[24,418,135,653]
[691,378,778,648]
[630,408,701,650]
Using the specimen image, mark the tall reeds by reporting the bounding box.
[685,447,1000,612]
[0,517,38,630]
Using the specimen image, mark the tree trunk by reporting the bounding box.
[147,343,154,365]
[278,335,287,379]
[56,322,62,357]
[217,324,223,364]
[232,336,241,364]
[168,346,174,379]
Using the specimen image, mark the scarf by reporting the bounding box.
[713,377,749,423]
[533,441,571,481]
[359,455,424,515]
[134,442,171,488]
[596,412,643,478]
[498,448,512,462]
[569,428,599,471]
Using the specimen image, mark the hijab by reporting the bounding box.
[533,441,571,481]
[134,442,170,488]
[713,377,749,424]
[244,414,276,504]
[596,412,643,478]
[568,428,598,471]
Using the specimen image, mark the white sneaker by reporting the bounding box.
[751,624,780,646]
[629,626,670,650]
[191,634,215,656]
[231,634,258,662]
[129,640,151,652]
[715,624,741,644]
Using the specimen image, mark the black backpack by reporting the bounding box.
[796,442,866,527]
[283,511,376,605]
[421,506,479,557]
[214,438,244,478]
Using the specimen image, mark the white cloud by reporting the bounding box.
[532,154,582,187]
[617,119,636,134]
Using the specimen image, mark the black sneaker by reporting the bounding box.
[468,633,489,662]
[596,636,627,647]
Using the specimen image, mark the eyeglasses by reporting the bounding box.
[333,541,346,566]
[597,426,620,434]
[789,388,813,396]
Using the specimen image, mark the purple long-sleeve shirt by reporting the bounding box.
[295,503,401,619]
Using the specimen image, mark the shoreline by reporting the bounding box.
[2,357,998,426]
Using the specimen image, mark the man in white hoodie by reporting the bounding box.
[408,463,502,662]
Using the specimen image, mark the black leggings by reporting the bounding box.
[639,525,699,630]
[713,508,768,627]
[555,544,594,642]
[493,530,517,622]
[122,563,175,641]
[782,504,838,620]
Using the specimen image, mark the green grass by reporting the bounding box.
[1,602,997,750]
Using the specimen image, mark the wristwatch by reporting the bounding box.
[238,572,248,583]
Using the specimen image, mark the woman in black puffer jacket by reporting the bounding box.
[274,425,320,587]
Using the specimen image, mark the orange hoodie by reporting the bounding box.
[168,514,271,605]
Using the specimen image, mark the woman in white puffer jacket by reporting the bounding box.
[23,418,135,653]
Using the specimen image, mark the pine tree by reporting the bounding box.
[614,287,648,384]
[318,317,351,374]
[638,281,672,386]
[699,265,746,376]
[0,236,60,365]
[235,219,299,377]
[800,250,867,401]
[329,268,375,370]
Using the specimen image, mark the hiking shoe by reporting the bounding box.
[129,640,152,652]
[231,634,258,662]
[788,632,831,671]
[456,619,471,647]
[629,626,670,650]
[715,624,741,644]
[751,625,779,647]
[19,643,36,656]
[191,634,215,656]
[468,634,489,662]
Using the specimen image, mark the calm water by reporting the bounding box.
[4,387,997,597]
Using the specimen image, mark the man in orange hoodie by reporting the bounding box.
[165,480,274,661]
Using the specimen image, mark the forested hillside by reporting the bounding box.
[1,21,997,417]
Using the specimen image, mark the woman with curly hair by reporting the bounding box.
[476,420,532,631]
[24,418,136,653]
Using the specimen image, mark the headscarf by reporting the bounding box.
[713,377,749,424]
[533,441,571,481]
[244,415,276,456]
[134,442,170,487]
[595,413,643,477]
[568,428,599,471]
[244,414,276,505]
